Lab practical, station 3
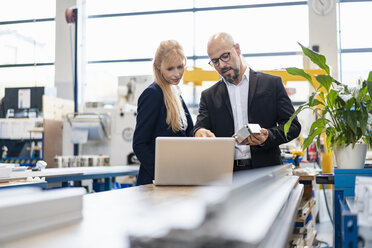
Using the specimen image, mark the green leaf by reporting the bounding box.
[286,67,313,85]
[308,92,320,105]
[327,90,338,108]
[309,118,327,133]
[284,105,306,137]
[308,91,324,107]
[325,127,336,150]
[299,42,330,74]
[318,92,325,101]
[303,126,324,150]
[360,111,368,134]
[359,85,368,99]
[315,75,334,92]
[310,99,325,107]
[338,93,353,104]
[344,111,357,134]
[345,97,355,110]
[310,118,324,133]
[367,80,372,101]
[368,71,372,82]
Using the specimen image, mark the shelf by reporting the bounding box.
[296,198,316,223]
[28,129,44,133]
[26,147,42,151]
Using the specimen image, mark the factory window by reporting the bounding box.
[86,0,193,15]
[194,5,308,56]
[339,1,372,83]
[2,1,371,105]
[0,0,55,98]
[85,1,308,104]
[86,13,194,61]
[340,52,372,84]
[0,22,55,65]
[194,0,306,8]
[0,0,55,21]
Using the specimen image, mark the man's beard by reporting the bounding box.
[222,67,240,84]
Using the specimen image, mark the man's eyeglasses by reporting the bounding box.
[208,52,231,67]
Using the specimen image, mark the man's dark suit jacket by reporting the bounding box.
[133,82,194,185]
[194,68,301,168]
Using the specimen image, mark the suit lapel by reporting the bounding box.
[217,81,234,121]
[248,68,258,113]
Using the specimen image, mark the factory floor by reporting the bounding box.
[316,220,333,247]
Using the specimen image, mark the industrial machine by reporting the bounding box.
[62,75,152,166]
[0,86,58,166]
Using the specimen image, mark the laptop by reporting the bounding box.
[154,137,235,186]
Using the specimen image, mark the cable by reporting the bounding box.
[314,238,331,248]
[322,184,334,226]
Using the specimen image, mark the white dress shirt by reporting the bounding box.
[173,85,188,131]
[223,69,251,160]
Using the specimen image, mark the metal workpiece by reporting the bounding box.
[129,164,303,248]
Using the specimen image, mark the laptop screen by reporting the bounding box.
[154,137,235,186]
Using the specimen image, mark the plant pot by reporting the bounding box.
[334,143,367,169]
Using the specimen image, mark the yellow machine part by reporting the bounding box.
[183,67,220,86]
[290,150,304,157]
[184,67,327,89]
[259,69,327,86]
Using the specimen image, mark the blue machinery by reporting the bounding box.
[333,168,372,248]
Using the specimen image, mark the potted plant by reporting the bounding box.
[284,43,372,169]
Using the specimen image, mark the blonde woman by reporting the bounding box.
[133,40,194,185]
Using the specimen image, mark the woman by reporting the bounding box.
[133,40,194,185]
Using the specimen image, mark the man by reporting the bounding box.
[194,32,301,171]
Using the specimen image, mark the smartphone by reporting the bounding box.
[234,123,261,144]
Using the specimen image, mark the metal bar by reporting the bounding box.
[2,49,369,68]
[0,18,54,25]
[87,58,152,64]
[73,9,79,156]
[342,212,358,248]
[334,190,344,248]
[0,181,47,189]
[44,170,139,183]
[243,51,298,57]
[341,48,372,53]
[86,52,298,65]
[0,63,54,68]
[88,2,307,19]
[104,177,112,191]
[340,0,372,2]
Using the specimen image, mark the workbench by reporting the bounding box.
[1,185,215,248]
[0,179,47,189]
[5,166,139,191]
[1,165,302,248]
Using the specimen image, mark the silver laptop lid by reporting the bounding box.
[154,137,235,186]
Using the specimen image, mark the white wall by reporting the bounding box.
[307,0,339,80]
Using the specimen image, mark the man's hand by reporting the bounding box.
[240,128,269,146]
[195,128,216,137]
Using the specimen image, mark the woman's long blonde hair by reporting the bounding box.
[153,40,187,132]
